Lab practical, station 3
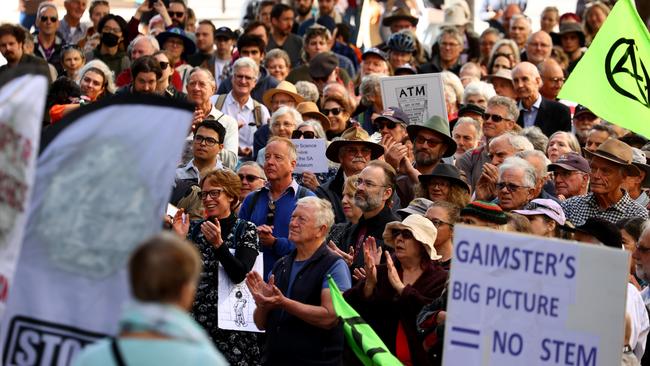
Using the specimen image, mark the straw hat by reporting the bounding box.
[262,81,304,109]
[325,127,384,163]
[297,101,330,131]
[383,214,441,260]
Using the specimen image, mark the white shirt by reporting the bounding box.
[206,104,238,155]
[221,92,270,150]
[628,283,650,361]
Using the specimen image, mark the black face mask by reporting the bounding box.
[101,32,120,47]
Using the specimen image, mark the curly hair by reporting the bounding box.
[416,181,470,209]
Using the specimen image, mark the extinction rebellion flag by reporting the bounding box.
[558,0,650,137]
[0,95,193,365]
[0,65,48,318]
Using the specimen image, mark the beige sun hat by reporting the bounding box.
[383,214,441,260]
[262,80,304,109]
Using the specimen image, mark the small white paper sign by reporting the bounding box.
[218,250,264,333]
[442,225,629,366]
[292,138,328,173]
[166,203,178,217]
[380,73,447,125]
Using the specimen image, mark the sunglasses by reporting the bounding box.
[391,229,414,240]
[322,107,342,116]
[168,11,185,18]
[159,61,169,69]
[430,218,453,228]
[482,113,510,122]
[496,182,530,192]
[40,16,58,23]
[238,174,263,182]
[291,130,316,139]
[374,120,398,130]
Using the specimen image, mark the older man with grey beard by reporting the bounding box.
[337,161,399,272]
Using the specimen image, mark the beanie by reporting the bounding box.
[460,201,508,225]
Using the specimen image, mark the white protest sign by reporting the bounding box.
[443,226,629,366]
[218,250,264,332]
[380,73,447,125]
[292,138,328,174]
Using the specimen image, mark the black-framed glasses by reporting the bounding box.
[496,182,530,192]
[159,61,169,69]
[40,16,58,23]
[168,11,185,18]
[430,218,454,228]
[239,174,263,182]
[200,188,224,200]
[291,130,316,139]
[322,107,342,116]
[482,113,510,123]
[391,229,414,240]
[267,200,276,225]
[194,135,219,146]
[374,120,398,130]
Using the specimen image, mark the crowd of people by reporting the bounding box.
[4,0,650,365]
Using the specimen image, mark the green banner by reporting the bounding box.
[558,0,650,137]
[327,276,402,366]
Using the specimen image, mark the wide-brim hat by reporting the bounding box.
[584,138,640,176]
[397,198,433,219]
[488,68,513,83]
[382,7,418,27]
[418,163,470,193]
[325,126,384,163]
[262,81,304,109]
[406,115,457,157]
[559,22,586,47]
[383,214,441,260]
[632,148,650,187]
[296,101,330,131]
[157,27,197,57]
[442,4,470,27]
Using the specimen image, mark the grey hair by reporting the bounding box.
[441,71,463,107]
[516,149,550,178]
[77,59,116,94]
[548,131,581,155]
[489,39,521,64]
[359,74,382,106]
[189,67,216,91]
[520,126,549,152]
[237,161,267,180]
[499,156,537,188]
[487,95,519,121]
[270,106,303,131]
[128,35,160,59]
[463,81,496,104]
[453,117,482,140]
[232,57,260,80]
[37,1,57,16]
[295,81,319,103]
[265,48,291,68]
[490,132,534,152]
[296,196,335,231]
[437,26,463,47]
[480,27,503,40]
[297,119,326,139]
[510,14,532,29]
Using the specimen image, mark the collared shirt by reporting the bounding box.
[175,159,222,182]
[560,190,649,226]
[635,191,650,208]
[58,17,89,45]
[519,94,542,128]
[205,104,238,155]
[263,179,301,201]
[221,92,270,150]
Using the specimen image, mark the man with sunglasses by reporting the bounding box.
[495,156,537,211]
[33,2,65,75]
[166,0,187,29]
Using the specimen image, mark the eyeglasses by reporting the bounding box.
[239,174,263,182]
[415,135,443,147]
[159,61,169,69]
[234,74,255,82]
[391,229,414,240]
[200,188,224,200]
[267,200,276,225]
[635,242,650,254]
[430,218,453,228]
[168,11,185,18]
[355,178,387,189]
[482,113,510,123]
[40,16,58,23]
[342,146,372,156]
[428,180,450,189]
[496,182,530,192]
[291,130,316,139]
[374,120,398,130]
[322,107,342,116]
[194,135,219,146]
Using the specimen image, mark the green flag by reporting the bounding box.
[558,0,650,137]
[327,276,402,366]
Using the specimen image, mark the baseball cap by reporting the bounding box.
[513,199,566,226]
[373,107,410,127]
[362,47,388,62]
[548,152,591,173]
[309,52,338,80]
[574,104,596,119]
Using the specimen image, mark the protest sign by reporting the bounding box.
[443,226,629,366]
[0,65,48,318]
[380,73,447,125]
[0,95,193,366]
[292,138,328,174]
[218,250,263,332]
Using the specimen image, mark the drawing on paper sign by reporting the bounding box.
[396,84,428,125]
[218,251,264,332]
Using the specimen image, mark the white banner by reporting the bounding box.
[218,249,263,333]
[292,138,328,174]
[443,226,629,366]
[0,95,193,366]
[380,73,447,125]
[0,69,48,318]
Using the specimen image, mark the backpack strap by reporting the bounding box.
[111,338,127,366]
[214,94,227,111]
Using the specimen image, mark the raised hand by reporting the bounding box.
[201,219,223,248]
[246,272,284,309]
[327,240,354,266]
[385,252,405,294]
[171,208,189,237]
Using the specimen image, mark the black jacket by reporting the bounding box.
[516,97,571,137]
[315,169,346,224]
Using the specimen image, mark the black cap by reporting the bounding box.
[572,217,622,249]
[309,52,338,79]
[458,103,485,117]
[215,27,236,39]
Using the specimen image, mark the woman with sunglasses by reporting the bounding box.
[85,14,130,76]
[172,169,261,365]
[425,201,459,270]
[344,214,448,366]
[153,50,185,100]
[322,94,354,140]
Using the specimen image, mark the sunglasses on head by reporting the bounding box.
[291,130,316,139]
[322,107,342,116]
[40,16,58,23]
[168,11,185,18]
[159,61,169,69]
[391,228,414,240]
